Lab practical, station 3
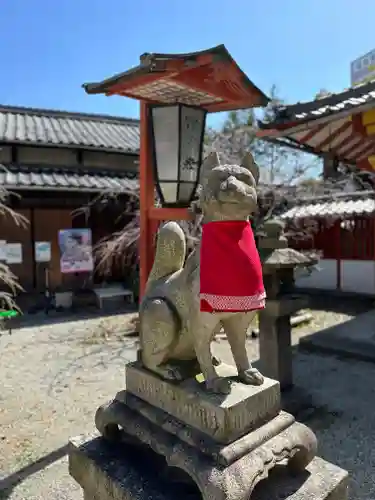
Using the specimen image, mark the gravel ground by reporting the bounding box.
[0,306,374,499]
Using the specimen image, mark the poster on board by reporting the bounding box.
[0,240,6,261]
[35,242,51,263]
[58,229,94,274]
[6,243,23,264]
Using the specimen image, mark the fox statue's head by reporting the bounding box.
[198,152,259,222]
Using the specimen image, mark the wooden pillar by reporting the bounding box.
[323,154,339,180]
[138,103,193,299]
[334,220,341,290]
[139,102,156,299]
[30,207,37,290]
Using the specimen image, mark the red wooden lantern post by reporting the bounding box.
[83,45,268,298]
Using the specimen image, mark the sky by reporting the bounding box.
[1,0,375,128]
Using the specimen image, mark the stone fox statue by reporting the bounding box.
[139,152,265,394]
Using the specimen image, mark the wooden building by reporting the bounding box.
[258,81,375,295]
[0,105,139,293]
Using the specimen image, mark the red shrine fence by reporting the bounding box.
[289,215,375,295]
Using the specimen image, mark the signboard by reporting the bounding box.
[6,243,23,264]
[0,240,6,261]
[58,228,94,274]
[351,49,375,86]
[35,241,51,263]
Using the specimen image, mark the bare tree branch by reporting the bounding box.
[0,184,27,311]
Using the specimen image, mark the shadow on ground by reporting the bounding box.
[298,311,375,363]
[300,291,374,316]
[0,445,69,499]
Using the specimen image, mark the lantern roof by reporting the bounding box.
[260,247,318,270]
[83,45,269,113]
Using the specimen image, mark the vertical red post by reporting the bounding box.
[334,220,341,291]
[139,102,156,299]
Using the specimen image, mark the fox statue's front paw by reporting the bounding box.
[238,367,264,386]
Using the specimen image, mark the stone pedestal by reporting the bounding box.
[124,362,281,443]
[69,361,349,499]
[69,434,348,500]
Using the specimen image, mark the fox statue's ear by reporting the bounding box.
[200,152,220,184]
[241,152,260,185]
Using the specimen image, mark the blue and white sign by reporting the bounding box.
[351,49,375,86]
[35,241,51,263]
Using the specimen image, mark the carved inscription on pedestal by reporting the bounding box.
[124,362,281,444]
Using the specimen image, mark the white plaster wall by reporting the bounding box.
[294,258,375,295]
[294,259,337,290]
[341,260,375,295]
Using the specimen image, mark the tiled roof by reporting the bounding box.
[0,105,140,153]
[83,45,269,112]
[257,81,375,164]
[0,165,138,193]
[280,192,375,220]
[261,80,375,127]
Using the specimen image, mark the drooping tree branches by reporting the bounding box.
[0,181,28,310]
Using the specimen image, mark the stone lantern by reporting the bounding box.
[257,219,317,392]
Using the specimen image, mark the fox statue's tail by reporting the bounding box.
[145,221,187,290]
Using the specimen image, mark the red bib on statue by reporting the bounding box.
[200,220,266,313]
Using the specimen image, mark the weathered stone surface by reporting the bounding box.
[105,391,295,466]
[93,395,317,500]
[69,434,347,500]
[261,296,308,318]
[69,433,179,500]
[138,152,265,394]
[261,247,317,271]
[252,456,349,499]
[258,217,314,393]
[258,314,293,391]
[258,237,288,249]
[125,362,281,443]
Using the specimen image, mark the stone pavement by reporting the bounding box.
[1,308,375,499]
[300,308,375,362]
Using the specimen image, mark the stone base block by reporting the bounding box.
[104,391,296,466]
[69,434,349,500]
[93,394,318,499]
[125,361,281,444]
